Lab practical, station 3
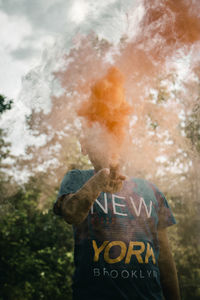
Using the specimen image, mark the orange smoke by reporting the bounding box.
[141,0,200,61]
[49,0,200,176]
[77,67,132,163]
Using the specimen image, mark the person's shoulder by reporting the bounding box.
[78,169,94,181]
[65,168,82,175]
[65,168,94,176]
[132,177,159,188]
[65,168,93,173]
[130,177,153,187]
[61,169,80,181]
[78,169,94,175]
[62,168,94,181]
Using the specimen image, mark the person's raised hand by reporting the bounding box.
[95,165,126,194]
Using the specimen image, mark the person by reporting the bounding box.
[53,140,181,300]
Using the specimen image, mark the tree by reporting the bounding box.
[0,94,13,114]
[0,179,74,300]
[0,94,15,217]
[0,94,13,161]
[0,95,74,299]
[185,101,200,153]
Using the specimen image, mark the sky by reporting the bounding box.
[0,0,137,99]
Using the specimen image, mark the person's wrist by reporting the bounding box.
[94,168,109,191]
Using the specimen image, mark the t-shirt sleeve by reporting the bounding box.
[53,169,82,216]
[154,186,176,229]
[151,184,176,228]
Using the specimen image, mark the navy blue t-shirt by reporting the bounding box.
[54,169,176,300]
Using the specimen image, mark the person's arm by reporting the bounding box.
[58,167,126,225]
[158,228,181,300]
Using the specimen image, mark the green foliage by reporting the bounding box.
[0,94,13,162]
[168,195,200,300]
[0,184,74,300]
[0,94,74,300]
[0,94,13,114]
[185,102,200,153]
[0,128,11,161]
[0,94,14,216]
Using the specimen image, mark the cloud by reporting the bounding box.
[0,10,32,50]
[0,11,34,97]
[11,46,39,60]
[0,0,137,37]
[69,0,90,24]
[0,0,75,32]
[0,7,55,98]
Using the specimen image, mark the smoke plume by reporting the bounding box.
[19,0,200,192]
[77,67,132,165]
